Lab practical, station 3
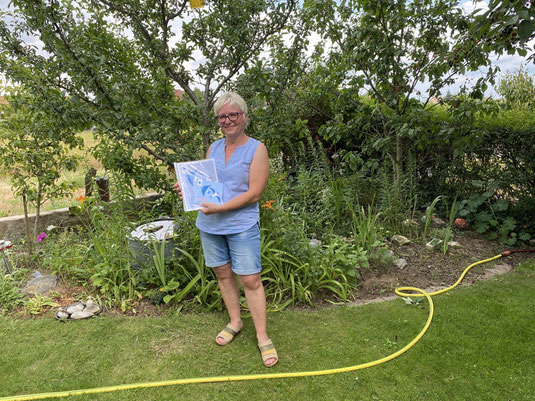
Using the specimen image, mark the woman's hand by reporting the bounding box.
[173,182,183,199]
[199,202,222,215]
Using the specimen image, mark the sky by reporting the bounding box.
[0,0,533,98]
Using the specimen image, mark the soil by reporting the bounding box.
[354,230,534,303]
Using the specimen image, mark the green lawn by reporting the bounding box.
[1,260,534,401]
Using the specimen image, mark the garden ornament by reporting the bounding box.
[0,239,13,273]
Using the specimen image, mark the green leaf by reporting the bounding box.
[519,233,531,241]
[163,294,174,304]
[492,199,509,212]
[474,221,489,233]
[518,20,535,39]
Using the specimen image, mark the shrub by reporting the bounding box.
[0,269,26,315]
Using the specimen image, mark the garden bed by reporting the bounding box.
[9,230,533,319]
[356,231,524,300]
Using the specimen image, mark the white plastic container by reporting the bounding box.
[127,219,179,269]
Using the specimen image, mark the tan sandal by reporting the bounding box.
[258,339,279,367]
[216,323,241,346]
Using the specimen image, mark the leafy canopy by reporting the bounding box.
[0,0,298,190]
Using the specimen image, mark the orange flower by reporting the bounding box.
[76,195,88,203]
[261,200,275,209]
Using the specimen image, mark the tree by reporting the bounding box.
[0,88,84,255]
[470,0,535,61]
[497,64,535,108]
[233,14,318,161]
[0,0,298,191]
[299,0,495,190]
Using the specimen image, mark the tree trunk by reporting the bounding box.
[33,183,42,253]
[22,193,32,257]
[201,106,212,153]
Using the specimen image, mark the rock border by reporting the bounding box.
[55,300,101,321]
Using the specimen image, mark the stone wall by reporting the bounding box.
[0,193,162,241]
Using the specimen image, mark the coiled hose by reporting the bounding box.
[1,250,533,401]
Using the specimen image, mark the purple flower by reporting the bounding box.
[36,232,47,242]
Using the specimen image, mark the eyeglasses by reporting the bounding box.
[217,112,244,123]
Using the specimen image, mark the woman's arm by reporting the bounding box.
[199,143,269,215]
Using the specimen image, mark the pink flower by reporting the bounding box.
[36,232,47,242]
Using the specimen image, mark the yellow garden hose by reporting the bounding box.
[0,253,511,401]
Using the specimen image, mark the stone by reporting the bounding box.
[55,299,102,321]
[308,239,322,248]
[481,263,513,280]
[391,235,410,246]
[66,303,85,314]
[55,310,70,320]
[421,215,447,228]
[432,216,447,227]
[447,241,463,248]
[402,219,418,227]
[425,238,443,250]
[70,310,95,320]
[394,258,408,269]
[23,274,57,295]
[83,301,101,315]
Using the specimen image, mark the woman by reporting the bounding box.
[174,92,277,368]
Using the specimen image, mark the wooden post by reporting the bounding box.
[22,192,32,257]
[84,168,97,196]
[95,176,110,202]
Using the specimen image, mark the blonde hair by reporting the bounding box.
[213,92,248,116]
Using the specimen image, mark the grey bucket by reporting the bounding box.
[127,219,179,269]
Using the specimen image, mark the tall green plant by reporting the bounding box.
[422,196,441,241]
[0,88,84,255]
[347,203,383,253]
[39,229,92,283]
[84,200,139,311]
[0,270,26,315]
[261,231,359,307]
[150,238,168,288]
[162,245,221,310]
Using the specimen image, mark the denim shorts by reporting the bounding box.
[199,223,262,275]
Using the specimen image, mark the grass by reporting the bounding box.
[0,260,534,400]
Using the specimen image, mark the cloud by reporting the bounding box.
[459,1,488,14]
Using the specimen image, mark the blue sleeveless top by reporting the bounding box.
[196,137,261,235]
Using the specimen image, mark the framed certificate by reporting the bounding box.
[174,159,223,211]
